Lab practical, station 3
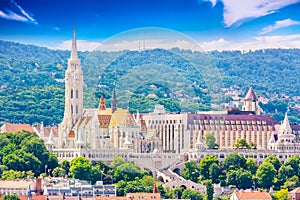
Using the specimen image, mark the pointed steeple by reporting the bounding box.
[76,131,85,145]
[135,110,141,125]
[244,86,258,101]
[279,112,292,134]
[70,25,78,61]
[47,128,55,145]
[111,82,117,114]
[98,95,106,111]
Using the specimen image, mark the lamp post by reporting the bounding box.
[45,164,48,175]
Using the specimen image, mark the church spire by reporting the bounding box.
[70,25,78,60]
[111,82,117,114]
[279,112,292,134]
[98,95,106,111]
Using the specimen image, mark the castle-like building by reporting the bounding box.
[35,28,300,166]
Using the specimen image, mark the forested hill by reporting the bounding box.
[0,40,299,125]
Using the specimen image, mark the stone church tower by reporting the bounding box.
[242,87,261,115]
[58,26,84,147]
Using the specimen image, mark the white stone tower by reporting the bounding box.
[59,26,84,146]
[242,87,261,115]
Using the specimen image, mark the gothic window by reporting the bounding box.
[76,90,78,98]
[71,89,73,99]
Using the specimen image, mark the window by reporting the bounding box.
[71,105,73,114]
[76,90,79,98]
[76,105,78,114]
[71,89,73,99]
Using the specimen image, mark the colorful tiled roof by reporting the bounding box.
[109,109,137,127]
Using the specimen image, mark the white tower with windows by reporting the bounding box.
[58,26,84,147]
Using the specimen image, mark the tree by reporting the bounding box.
[265,155,281,171]
[70,156,92,180]
[182,189,203,200]
[246,158,258,175]
[3,194,20,200]
[234,138,250,149]
[61,160,71,176]
[141,175,155,192]
[223,152,246,171]
[1,170,26,180]
[204,132,216,149]
[256,162,276,189]
[206,180,214,200]
[52,167,66,177]
[111,156,126,169]
[283,156,300,176]
[277,165,294,187]
[209,162,222,184]
[113,162,144,182]
[236,170,252,189]
[181,161,200,183]
[199,156,219,181]
[90,165,103,184]
[272,188,288,200]
[47,152,58,173]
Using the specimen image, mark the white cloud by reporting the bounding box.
[203,0,217,7]
[51,39,204,52]
[53,27,61,32]
[200,34,300,51]
[260,18,300,34]
[220,0,300,27]
[0,0,37,24]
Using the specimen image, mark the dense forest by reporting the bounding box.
[0,40,299,125]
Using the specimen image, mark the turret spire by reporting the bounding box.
[111,82,117,114]
[70,25,78,60]
[279,112,292,134]
[98,95,106,111]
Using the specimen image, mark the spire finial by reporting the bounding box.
[70,25,78,60]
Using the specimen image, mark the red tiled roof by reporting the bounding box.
[1,123,34,133]
[16,195,46,200]
[34,126,58,137]
[0,180,34,189]
[235,191,271,200]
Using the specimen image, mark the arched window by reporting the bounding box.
[71,89,73,99]
[76,105,78,114]
[71,105,73,114]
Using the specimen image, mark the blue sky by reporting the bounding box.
[1,0,300,51]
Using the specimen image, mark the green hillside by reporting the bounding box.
[0,40,299,125]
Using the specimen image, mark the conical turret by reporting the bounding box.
[279,112,293,134]
[98,95,106,111]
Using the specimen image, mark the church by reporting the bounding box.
[39,27,161,158]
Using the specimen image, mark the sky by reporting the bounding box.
[1,0,300,51]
